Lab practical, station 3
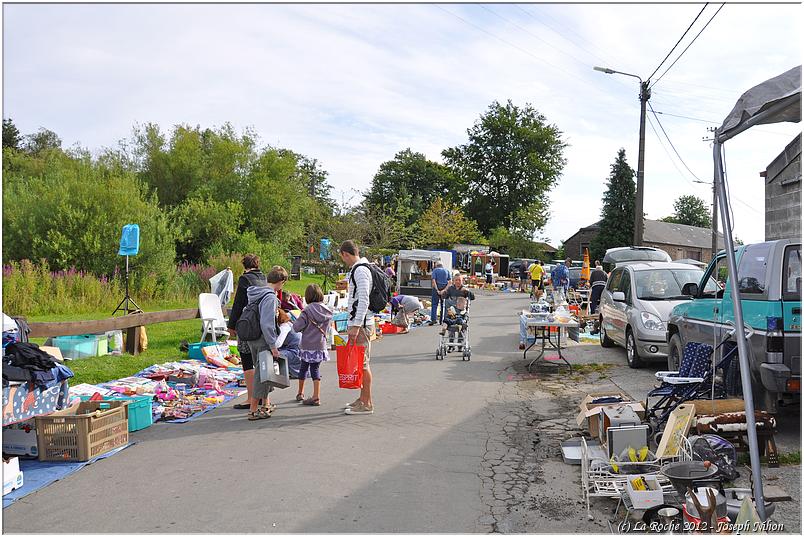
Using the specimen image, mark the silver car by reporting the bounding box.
[598,262,708,368]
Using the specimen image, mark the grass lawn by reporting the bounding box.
[31,274,325,386]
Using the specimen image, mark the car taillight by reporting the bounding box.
[786,378,800,392]
[767,336,784,353]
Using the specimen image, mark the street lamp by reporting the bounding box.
[594,66,651,246]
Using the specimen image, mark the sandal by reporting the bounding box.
[295,393,305,402]
[302,397,320,406]
[247,408,271,420]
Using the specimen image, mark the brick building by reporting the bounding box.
[762,133,801,241]
[563,219,725,264]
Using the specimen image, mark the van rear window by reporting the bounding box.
[738,243,771,294]
[783,245,801,300]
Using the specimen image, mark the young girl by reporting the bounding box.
[291,284,333,406]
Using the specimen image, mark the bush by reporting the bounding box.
[3,149,177,284]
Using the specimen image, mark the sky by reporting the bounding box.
[3,2,802,247]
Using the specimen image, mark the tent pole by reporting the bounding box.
[713,137,767,520]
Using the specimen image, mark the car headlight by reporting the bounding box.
[640,311,665,331]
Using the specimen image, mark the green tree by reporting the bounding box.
[24,128,62,155]
[171,198,246,262]
[364,149,458,227]
[488,227,544,259]
[417,197,485,249]
[442,100,567,235]
[590,149,636,261]
[2,148,176,280]
[660,194,711,228]
[3,118,21,150]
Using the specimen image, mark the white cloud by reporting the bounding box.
[4,3,800,247]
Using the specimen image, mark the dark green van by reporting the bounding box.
[666,239,801,412]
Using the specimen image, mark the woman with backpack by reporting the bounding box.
[242,265,289,421]
[228,254,267,412]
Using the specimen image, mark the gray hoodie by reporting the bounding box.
[292,302,333,352]
[246,285,279,350]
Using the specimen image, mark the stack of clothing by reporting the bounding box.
[2,342,73,389]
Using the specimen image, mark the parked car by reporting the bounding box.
[509,259,536,280]
[603,246,672,267]
[667,239,801,412]
[598,262,710,368]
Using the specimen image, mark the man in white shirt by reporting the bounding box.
[339,240,375,415]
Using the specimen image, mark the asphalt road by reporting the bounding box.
[4,293,524,533]
[4,292,800,533]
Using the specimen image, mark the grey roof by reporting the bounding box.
[644,220,725,250]
[535,242,558,252]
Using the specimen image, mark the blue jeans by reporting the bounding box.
[431,288,442,322]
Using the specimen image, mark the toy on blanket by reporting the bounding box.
[202,344,240,369]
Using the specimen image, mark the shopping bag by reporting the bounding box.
[336,343,364,389]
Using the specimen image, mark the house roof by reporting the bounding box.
[535,242,558,253]
[564,219,724,250]
[644,220,725,249]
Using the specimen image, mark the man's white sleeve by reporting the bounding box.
[349,266,372,327]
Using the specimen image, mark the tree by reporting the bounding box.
[3,118,21,150]
[442,100,567,235]
[417,197,485,249]
[364,149,458,227]
[660,195,711,228]
[590,149,636,261]
[24,128,62,154]
[488,227,543,259]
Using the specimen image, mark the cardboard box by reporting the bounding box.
[576,391,645,440]
[3,457,24,495]
[2,426,38,457]
[40,345,64,362]
[626,475,664,509]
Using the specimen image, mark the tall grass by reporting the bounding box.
[3,259,212,316]
[2,256,323,317]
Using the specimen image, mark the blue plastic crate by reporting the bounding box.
[332,312,349,332]
[78,394,153,432]
[52,334,108,359]
[187,341,219,360]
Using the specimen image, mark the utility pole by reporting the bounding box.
[593,66,650,246]
[711,182,718,260]
[635,81,651,246]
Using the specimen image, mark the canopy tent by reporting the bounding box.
[712,65,801,520]
[396,249,453,297]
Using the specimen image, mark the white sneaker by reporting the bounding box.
[344,401,374,415]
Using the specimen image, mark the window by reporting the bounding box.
[737,243,771,294]
[685,250,702,261]
[619,271,632,303]
[634,268,707,300]
[783,245,801,300]
[607,269,622,291]
[701,256,729,298]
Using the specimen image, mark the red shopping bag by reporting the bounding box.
[336,343,364,389]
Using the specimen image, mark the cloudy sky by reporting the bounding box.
[4,2,801,246]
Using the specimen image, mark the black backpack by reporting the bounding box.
[235,292,270,341]
[350,262,392,316]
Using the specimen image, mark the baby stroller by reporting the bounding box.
[435,296,471,361]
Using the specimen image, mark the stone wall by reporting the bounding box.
[765,135,802,241]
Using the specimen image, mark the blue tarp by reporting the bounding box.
[2,443,133,508]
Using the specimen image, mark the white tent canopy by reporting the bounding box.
[717,65,801,142]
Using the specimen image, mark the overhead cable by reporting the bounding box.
[651,4,725,88]
[647,3,710,81]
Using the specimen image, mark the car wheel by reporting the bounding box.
[625,328,645,368]
[600,317,615,348]
[668,333,683,371]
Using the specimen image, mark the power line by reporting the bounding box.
[648,101,761,214]
[432,5,618,104]
[647,101,706,182]
[647,3,709,81]
[653,110,795,137]
[651,4,725,88]
[646,113,702,189]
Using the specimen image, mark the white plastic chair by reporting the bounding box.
[199,293,229,342]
